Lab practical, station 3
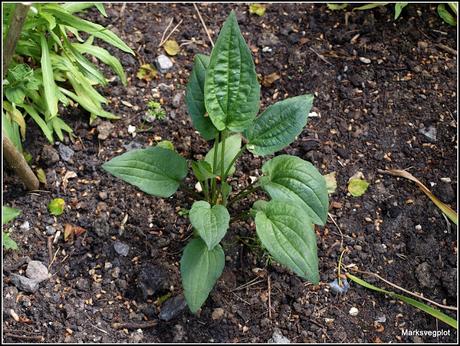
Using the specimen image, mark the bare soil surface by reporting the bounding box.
[3,3,457,343]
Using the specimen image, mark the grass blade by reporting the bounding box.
[382,169,457,225]
[73,39,127,85]
[346,273,457,329]
[40,36,59,118]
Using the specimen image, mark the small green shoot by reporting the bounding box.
[48,198,65,216]
[146,100,167,121]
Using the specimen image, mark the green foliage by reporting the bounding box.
[3,206,21,225]
[48,198,65,216]
[348,178,370,197]
[253,200,319,283]
[180,238,225,313]
[3,206,21,250]
[437,4,457,26]
[189,201,230,250]
[327,2,457,25]
[394,3,408,19]
[245,95,313,156]
[3,232,18,250]
[146,100,167,121]
[103,11,328,313]
[102,146,188,198]
[2,2,133,147]
[204,11,260,132]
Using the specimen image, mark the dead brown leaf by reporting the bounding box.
[262,72,281,87]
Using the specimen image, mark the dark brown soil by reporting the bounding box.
[3,3,457,343]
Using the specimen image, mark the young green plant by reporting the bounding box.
[102,11,329,313]
[2,2,134,146]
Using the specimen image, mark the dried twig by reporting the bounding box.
[159,17,173,46]
[159,19,183,47]
[267,274,272,319]
[435,43,457,56]
[4,333,44,342]
[351,268,458,311]
[112,321,157,330]
[328,213,344,250]
[193,3,214,47]
[309,47,333,66]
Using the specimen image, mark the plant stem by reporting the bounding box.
[3,3,30,79]
[223,144,247,182]
[3,132,39,191]
[231,211,251,223]
[229,181,260,205]
[203,179,210,202]
[210,132,220,204]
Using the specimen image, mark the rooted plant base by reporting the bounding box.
[3,3,457,343]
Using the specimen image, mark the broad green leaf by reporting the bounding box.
[42,5,134,54]
[259,155,329,225]
[254,200,319,284]
[394,3,408,19]
[189,201,230,250]
[348,178,369,197]
[181,238,225,313]
[102,146,188,198]
[346,273,457,329]
[5,87,26,105]
[437,4,457,26]
[40,36,58,118]
[3,232,18,250]
[2,206,21,225]
[48,198,65,216]
[205,134,242,177]
[185,54,218,140]
[327,3,349,10]
[245,95,314,156]
[354,3,389,11]
[22,104,54,143]
[204,11,260,132]
[249,3,266,16]
[191,160,216,181]
[73,40,127,85]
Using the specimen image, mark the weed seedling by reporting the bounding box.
[103,11,329,313]
[146,100,167,121]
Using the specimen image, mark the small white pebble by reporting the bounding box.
[127,125,136,134]
[308,111,320,118]
[440,177,451,183]
[20,221,30,230]
[195,182,202,192]
[349,307,359,316]
[249,176,258,184]
[359,57,371,64]
[262,47,272,52]
[415,224,422,231]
